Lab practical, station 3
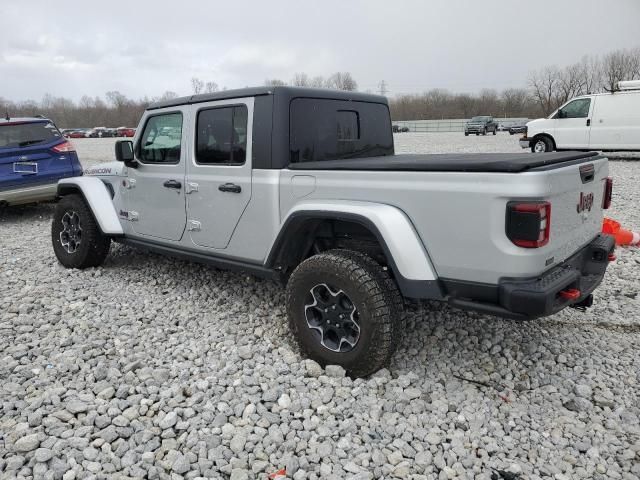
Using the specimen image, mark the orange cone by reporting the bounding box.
[602,218,640,246]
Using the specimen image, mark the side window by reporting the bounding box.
[196,105,248,165]
[138,113,183,164]
[559,98,591,119]
[290,99,393,163]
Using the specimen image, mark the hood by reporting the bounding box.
[83,161,124,177]
[526,118,547,127]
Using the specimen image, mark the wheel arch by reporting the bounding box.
[57,177,123,235]
[266,202,443,299]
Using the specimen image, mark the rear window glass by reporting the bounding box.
[0,121,61,149]
[290,99,393,163]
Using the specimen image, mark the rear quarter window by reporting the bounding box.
[289,99,393,163]
[0,121,62,149]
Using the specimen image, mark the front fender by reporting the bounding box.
[270,200,441,299]
[57,177,123,235]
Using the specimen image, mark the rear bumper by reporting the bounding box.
[0,182,58,206]
[446,234,615,319]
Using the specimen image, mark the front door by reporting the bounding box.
[126,110,187,241]
[186,98,253,249]
[552,97,592,149]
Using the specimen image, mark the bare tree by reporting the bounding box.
[529,66,562,114]
[265,78,287,87]
[205,82,219,93]
[191,77,204,94]
[501,88,529,117]
[310,76,325,88]
[291,73,310,87]
[326,72,358,91]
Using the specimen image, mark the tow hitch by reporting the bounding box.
[570,294,594,312]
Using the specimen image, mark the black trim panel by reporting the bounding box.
[118,237,280,280]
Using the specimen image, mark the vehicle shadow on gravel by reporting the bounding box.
[0,203,55,224]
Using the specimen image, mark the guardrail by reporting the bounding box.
[393,118,530,133]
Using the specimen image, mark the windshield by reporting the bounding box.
[470,116,488,122]
[0,121,62,149]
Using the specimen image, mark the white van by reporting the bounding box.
[521,80,640,153]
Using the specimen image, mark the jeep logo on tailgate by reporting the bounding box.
[577,192,594,213]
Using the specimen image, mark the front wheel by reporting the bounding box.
[464,132,469,136]
[286,249,400,378]
[492,128,497,135]
[52,194,110,269]
[531,136,554,153]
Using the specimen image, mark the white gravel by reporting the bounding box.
[1,134,639,479]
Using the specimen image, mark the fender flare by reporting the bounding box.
[57,177,123,235]
[267,200,442,299]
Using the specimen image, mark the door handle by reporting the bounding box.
[586,118,591,127]
[218,183,242,193]
[163,179,182,189]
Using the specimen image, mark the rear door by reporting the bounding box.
[589,92,640,150]
[552,97,593,149]
[185,98,253,249]
[0,121,74,190]
[125,109,188,241]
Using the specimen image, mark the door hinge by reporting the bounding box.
[187,220,201,232]
[185,182,199,194]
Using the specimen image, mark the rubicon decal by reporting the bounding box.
[85,167,112,175]
[577,192,594,213]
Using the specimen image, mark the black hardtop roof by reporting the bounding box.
[148,86,388,110]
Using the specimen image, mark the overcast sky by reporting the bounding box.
[1,0,639,101]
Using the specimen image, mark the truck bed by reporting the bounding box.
[288,151,601,173]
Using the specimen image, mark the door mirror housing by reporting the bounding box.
[115,140,137,168]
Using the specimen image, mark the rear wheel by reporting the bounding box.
[52,194,110,269]
[492,127,497,135]
[482,127,487,136]
[286,249,400,377]
[531,136,554,153]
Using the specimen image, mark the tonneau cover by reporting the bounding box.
[288,151,601,173]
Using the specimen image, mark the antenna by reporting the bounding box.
[377,80,388,96]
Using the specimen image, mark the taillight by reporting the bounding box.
[602,177,613,209]
[51,140,75,153]
[506,201,551,248]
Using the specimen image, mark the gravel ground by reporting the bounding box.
[1,135,639,480]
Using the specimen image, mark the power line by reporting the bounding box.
[377,80,388,96]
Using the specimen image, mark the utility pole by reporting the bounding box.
[377,80,388,96]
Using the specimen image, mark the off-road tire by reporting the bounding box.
[52,194,110,269]
[286,249,400,377]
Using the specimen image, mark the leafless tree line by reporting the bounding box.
[1,47,637,127]
[262,71,358,91]
[391,47,640,120]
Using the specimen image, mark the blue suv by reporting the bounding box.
[0,116,82,207]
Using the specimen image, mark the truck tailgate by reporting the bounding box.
[545,159,609,264]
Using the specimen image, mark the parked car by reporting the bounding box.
[509,124,527,135]
[51,86,615,377]
[0,116,82,206]
[116,127,136,137]
[68,130,88,138]
[464,116,498,136]
[87,127,116,138]
[521,80,640,152]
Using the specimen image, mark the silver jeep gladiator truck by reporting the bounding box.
[51,87,615,377]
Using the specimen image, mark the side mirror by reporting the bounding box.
[115,140,137,168]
